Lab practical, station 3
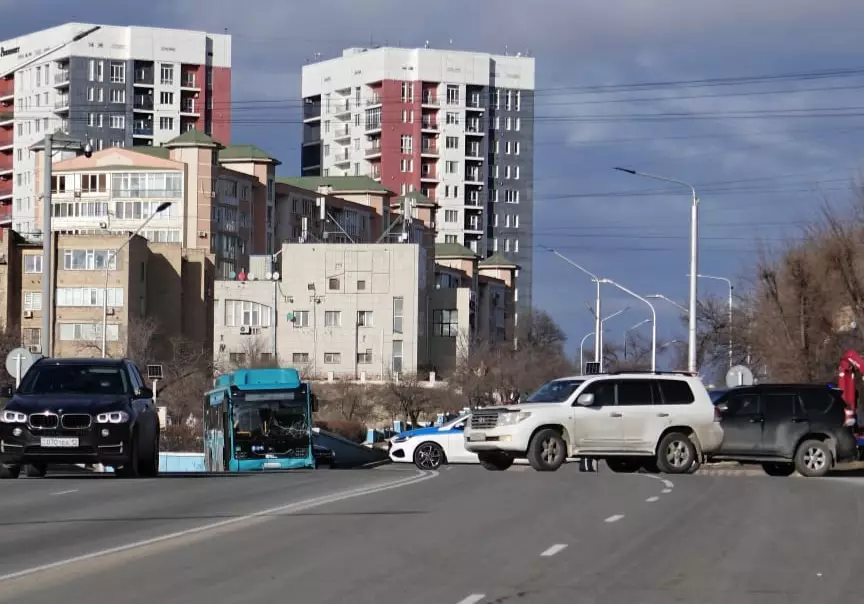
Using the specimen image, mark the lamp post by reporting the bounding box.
[614,167,699,373]
[599,278,657,371]
[597,306,629,365]
[624,318,651,360]
[579,329,608,375]
[101,201,172,357]
[543,246,603,366]
[646,293,688,314]
[693,273,734,370]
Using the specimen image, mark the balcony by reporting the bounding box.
[133,97,154,111]
[364,121,382,134]
[421,94,439,107]
[420,169,438,182]
[54,97,70,112]
[421,119,439,132]
[133,125,154,137]
[53,71,70,87]
[420,144,439,157]
[466,124,485,136]
[366,95,382,107]
[330,100,351,118]
[466,149,484,160]
[332,125,351,141]
[180,101,199,115]
[134,70,154,86]
[181,75,199,89]
[365,144,382,159]
[466,100,485,112]
[465,170,483,185]
[464,220,483,233]
[465,196,484,208]
[332,152,351,166]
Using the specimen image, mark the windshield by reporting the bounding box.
[231,392,311,459]
[18,364,130,396]
[442,414,469,430]
[525,379,584,403]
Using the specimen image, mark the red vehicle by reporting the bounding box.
[837,350,864,452]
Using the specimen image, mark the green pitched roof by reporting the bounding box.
[164,129,222,149]
[219,144,281,165]
[394,191,437,208]
[277,176,391,194]
[132,146,171,160]
[435,242,478,260]
[479,253,520,269]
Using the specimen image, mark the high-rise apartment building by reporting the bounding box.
[300,46,535,312]
[0,23,232,237]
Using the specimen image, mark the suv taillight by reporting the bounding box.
[845,408,856,427]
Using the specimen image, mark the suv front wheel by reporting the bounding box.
[527,429,567,472]
[656,432,697,474]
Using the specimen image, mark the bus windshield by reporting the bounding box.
[525,379,584,403]
[231,391,310,459]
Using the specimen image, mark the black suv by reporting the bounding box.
[710,384,856,477]
[0,358,160,479]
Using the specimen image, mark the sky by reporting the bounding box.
[3,0,864,365]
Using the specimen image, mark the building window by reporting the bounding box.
[159,117,174,130]
[400,135,413,154]
[433,309,458,337]
[292,353,310,364]
[444,210,458,223]
[444,234,457,243]
[446,161,458,174]
[515,91,521,111]
[357,350,373,364]
[401,109,413,123]
[357,280,366,291]
[392,297,404,334]
[160,64,174,86]
[324,311,341,327]
[324,352,341,364]
[61,249,117,271]
[23,292,42,311]
[110,89,125,104]
[59,323,119,342]
[24,255,42,274]
[392,340,403,374]
[224,300,272,327]
[400,82,413,103]
[56,288,124,307]
[160,91,174,105]
[22,328,41,347]
[445,112,459,125]
[328,277,340,290]
[291,310,309,327]
[357,311,373,327]
[445,136,459,149]
[109,61,125,84]
[400,158,413,172]
[110,115,125,129]
[446,85,459,105]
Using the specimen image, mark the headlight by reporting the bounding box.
[0,410,26,423]
[96,411,130,424]
[498,411,531,426]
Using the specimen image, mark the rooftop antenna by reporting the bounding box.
[424,40,430,49]
[449,39,453,46]
[505,45,509,56]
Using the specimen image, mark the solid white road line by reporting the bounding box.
[51,489,79,496]
[0,469,438,583]
[540,543,568,557]
[662,488,672,494]
[645,496,659,503]
[604,514,625,523]
[457,595,486,604]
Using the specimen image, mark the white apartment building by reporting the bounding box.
[300,46,536,312]
[0,23,231,237]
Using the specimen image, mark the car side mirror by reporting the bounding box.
[716,402,729,413]
[0,385,13,398]
[576,393,595,406]
[137,387,154,399]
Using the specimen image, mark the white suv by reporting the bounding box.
[463,372,723,473]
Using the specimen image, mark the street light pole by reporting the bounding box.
[624,319,651,360]
[579,331,594,375]
[597,306,628,366]
[614,167,699,373]
[647,293,688,314]
[599,279,657,371]
[694,273,734,369]
[543,246,602,365]
[101,202,172,357]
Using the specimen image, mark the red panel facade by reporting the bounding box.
[378,79,422,197]
[209,67,232,144]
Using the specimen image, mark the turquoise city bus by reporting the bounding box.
[203,368,318,471]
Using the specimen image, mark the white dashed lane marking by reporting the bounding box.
[457,595,486,604]
[51,489,79,496]
[645,496,659,503]
[604,514,625,523]
[540,544,568,557]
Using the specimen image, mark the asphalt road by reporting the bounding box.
[0,464,862,603]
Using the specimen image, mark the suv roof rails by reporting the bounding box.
[605,370,699,377]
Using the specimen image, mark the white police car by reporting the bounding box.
[388,415,477,470]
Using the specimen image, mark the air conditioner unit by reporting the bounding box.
[198,231,208,238]
[28,345,41,354]
[23,310,33,318]
[239,325,251,335]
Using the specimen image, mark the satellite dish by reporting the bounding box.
[247,273,256,280]
[272,271,280,280]
[725,365,754,388]
[5,347,36,381]
[229,271,237,279]
[265,272,273,280]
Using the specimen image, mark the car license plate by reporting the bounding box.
[468,433,487,442]
[262,461,281,469]
[40,437,79,448]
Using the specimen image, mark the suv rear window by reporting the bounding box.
[657,379,695,405]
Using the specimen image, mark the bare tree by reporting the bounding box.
[315,381,376,423]
[379,372,433,425]
[217,335,280,372]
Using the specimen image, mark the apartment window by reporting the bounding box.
[56,287,124,307]
[445,161,458,174]
[444,235,457,243]
[292,353,310,364]
[505,90,513,111]
[109,62,125,83]
[492,89,500,109]
[61,249,117,271]
[392,297,404,334]
[400,135,413,154]
[514,141,521,155]
[392,340,403,374]
[324,352,341,364]
[514,238,520,253]
[159,117,174,130]
[514,166,520,179]
[35,66,41,87]
[160,91,174,105]
[24,254,42,274]
[401,109,413,123]
[328,277,340,290]
[444,210,458,223]
[357,350,373,364]
[446,85,459,105]
[433,309,458,337]
[505,165,511,179]
[357,280,366,291]
[22,328,41,347]
[514,215,520,228]
[324,311,341,327]
[400,82,413,103]
[87,87,95,101]
[160,64,174,85]
[445,136,459,149]
[400,159,413,173]
[504,190,519,204]
[505,117,512,131]
[224,300,272,327]
[59,323,119,342]
[110,115,125,129]
[445,112,459,125]
[492,237,498,252]
[110,89,125,104]
[291,310,310,327]
[357,311,373,327]
[23,292,42,311]
[515,117,521,131]
[323,144,330,157]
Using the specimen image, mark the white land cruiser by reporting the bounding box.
[463,371,723,473]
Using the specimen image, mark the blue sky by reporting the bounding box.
[4,0,864,363]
